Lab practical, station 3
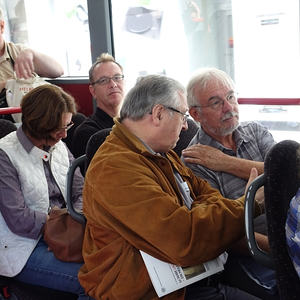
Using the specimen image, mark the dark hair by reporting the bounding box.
[21,84,76,140]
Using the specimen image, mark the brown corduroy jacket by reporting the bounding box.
[79,119,254,300]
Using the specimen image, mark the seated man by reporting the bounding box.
[182,68,278,298]
[71,53,125,158]
[78,74,264,299]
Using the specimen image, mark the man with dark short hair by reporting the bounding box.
[71,53,125,158]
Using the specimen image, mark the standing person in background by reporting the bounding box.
[0,7,64,91]
[182,68,278,299]
[71,53,125,158]
[0,85,92,300]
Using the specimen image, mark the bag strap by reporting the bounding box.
[6,45,15,68]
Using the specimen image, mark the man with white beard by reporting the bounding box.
[182,68,278,299]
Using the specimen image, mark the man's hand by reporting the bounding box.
[229,232,270,255]
[182,144,227,171]
[182,143,264,180]
[245,167,265,212]
[0,80,6,91]
[255,186,265,210]
[245,167,258,192]
[14,49,35,79]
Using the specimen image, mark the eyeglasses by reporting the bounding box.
[91,74,124,86]
[57,121,74,132]
[165,106,189,123]
[192,92,238,111]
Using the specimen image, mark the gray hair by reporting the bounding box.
[0,8,3,21]
[187,68,235,109]
[120,74,186,121]
[89,52,123,83]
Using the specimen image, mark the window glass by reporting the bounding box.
[111,0,300,142]
[1,0,91,77]
[112,0,300,98]
[239,104,300,142]
[232,0,300,98]
[111,0,233,89]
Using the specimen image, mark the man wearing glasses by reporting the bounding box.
[71,53,125,158]
[79,74,263,299]
[182,68,277,299]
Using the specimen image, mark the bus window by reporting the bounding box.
[2,0,91,77]
[111,0,233,88]
[232,0,300,98]
[111,0,300,142]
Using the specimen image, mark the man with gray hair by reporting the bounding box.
[0,7,64,91]
[79,74,263,299]
[182,68,278,298]
[182,67,275,198]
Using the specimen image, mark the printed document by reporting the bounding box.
[140,251,227,298]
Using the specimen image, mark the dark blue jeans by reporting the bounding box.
[222,254,279,299]
[14,238,93,300]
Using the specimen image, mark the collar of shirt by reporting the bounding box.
[195,123,251,152]
[130,132,193,209]
[95,107,113,122]
[16,126,55,162]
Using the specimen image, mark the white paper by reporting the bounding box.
[140,251,226,298]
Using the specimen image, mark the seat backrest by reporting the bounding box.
[245,173,274,268]
[264,139,300,299]
[67,129,112,224]
[66,154,87,224]
[245,140,300,299]
[173,118,199,157]
[85,128,112,169]
[62,112,87,153]
[0,119,17,138]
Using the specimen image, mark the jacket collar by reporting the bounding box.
[17,127,55,161]
[112,118,191,177]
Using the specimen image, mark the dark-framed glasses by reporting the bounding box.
[165,106,189,123]
[192,91,238,111]
[91,74,124,86]
[58,121,74,132]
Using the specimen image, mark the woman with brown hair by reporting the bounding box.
[0,85,91,299]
